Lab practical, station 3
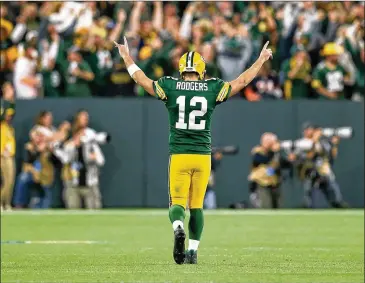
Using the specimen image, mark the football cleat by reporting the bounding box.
[184,249,197,264]
[173,225,186,264]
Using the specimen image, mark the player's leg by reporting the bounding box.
[303,178,314,208]
[168,154,191,264]
[327,175,347,208]
[268,185,280,209]
[92,185,102,209]
[66,187,81,209]
[204,187,217,209]
[249,181,261,208]
[82,187,95,209]
[186,155,211,264]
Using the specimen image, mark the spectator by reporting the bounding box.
[334,26,357,100]
[341,18,365,101]
[88,19,116,96]
[48,2,93,36]
[244,62,283,101]
[201,42,221,79]
[281,49,312,99]
[107,57,136,97]
[311,43,351,100]
[60,110,105,209]
[13,44,40,99]
[13,131,54,209]
[0,1,363,99]
[214,15,252,82]
[64,46,95,97]
[40,25,63,97]
[30,111,57,143]
[0,17,17,86]
[0,82,15,120]
[9,3,38,47]
[353,40,365,102]
[0,82,16,211]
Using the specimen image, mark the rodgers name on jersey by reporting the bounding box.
[176,81,208,91]
[153,76,231,155]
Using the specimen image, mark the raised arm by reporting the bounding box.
[114,37,155,96]
[229,41,273,97]
[152,1,163,32]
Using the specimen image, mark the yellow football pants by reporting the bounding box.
[168,154,211,209]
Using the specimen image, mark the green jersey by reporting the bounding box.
[312,61,348,99]
[64,60,93,97]
[152,76,231,155]
[0,99,15,121]
[281,58,311,99]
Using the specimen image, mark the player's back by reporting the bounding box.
[153,76,231,154]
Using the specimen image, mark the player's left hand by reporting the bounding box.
[114,36,130,59]
[259,41,273,62]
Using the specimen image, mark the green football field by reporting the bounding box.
[1,209,364,283]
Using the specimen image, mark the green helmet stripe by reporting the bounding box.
[186,52,191,67]
[187,52,193,68]
[191,52,195,68]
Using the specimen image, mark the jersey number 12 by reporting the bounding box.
[175,96,207,130]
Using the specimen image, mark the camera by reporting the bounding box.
[280,126,354,152]
[280,139,313,152]
[321,127,353,139]
[80,128,111,145]
[212,145,239,155]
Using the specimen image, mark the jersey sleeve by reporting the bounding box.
[340,65,350,79]
[311,66,325,89]
[214,78,232,105]
[152,76,168,101]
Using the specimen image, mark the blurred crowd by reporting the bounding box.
[0,1,364,100]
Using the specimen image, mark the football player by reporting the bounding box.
[114,37,272,265]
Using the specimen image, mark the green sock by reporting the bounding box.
[169,205,185,224]
[188,209,204,241]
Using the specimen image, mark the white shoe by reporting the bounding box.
[0,206,3,212]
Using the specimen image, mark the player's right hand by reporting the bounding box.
[114,36,130,59]
[259,41,273,62]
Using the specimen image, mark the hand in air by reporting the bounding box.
[259,41,273,62]
[113,36,130,59]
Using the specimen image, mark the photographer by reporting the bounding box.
[248,133,282,209]
[204,146,239,209]
[289,123,349,208]
[55,110,107,209]
[291,122,318,207]
[308,126,347,208]
[248,133,295,209]
[13,131,54,209]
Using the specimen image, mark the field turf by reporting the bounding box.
[1,209,364,283]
